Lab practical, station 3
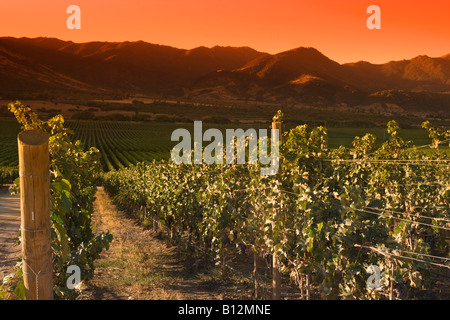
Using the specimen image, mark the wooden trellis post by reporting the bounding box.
[18,130,53,300]
[272,120,282,300]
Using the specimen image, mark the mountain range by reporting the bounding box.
[1,37,449,115]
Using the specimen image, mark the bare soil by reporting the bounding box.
[0,188,21,281]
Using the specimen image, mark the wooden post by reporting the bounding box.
[253,250,259,299]
[272,121,282,175]
[300,274,304,300]
[153,213,159,232]
[389,259,395,300]
[306,273,311,300]
[18,130,53,300]
[271,121,282,300]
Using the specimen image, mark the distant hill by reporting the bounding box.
[0,37,264,93]
[0,37,449,115]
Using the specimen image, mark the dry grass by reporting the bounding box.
[77,187,254,300]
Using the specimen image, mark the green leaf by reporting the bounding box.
[60,179,71,191]
[60,190,72,212]
[394,221,405,235]
[307,238,314,253]
[53,221,70,262]
[13,280,26,300]
[51,182,62,193]
[317,222,324,234]
[51,210,64,226]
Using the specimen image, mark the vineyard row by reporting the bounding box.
[103,120,450,299]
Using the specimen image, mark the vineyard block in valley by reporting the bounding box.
[171,121,280,175]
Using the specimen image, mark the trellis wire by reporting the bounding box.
[356,208,450,232]
[364,206,450,223]
[354,244,450,270]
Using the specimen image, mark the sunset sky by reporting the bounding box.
[0,0,449,64]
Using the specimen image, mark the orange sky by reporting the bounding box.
[0,0,449,64]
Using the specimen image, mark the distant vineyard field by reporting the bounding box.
[0,119,20,184]
[61,121,450,171]
[65,121,177,171]
[0,119,20,167]
[0,118,446,177]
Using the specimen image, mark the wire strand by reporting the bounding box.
[277,189,450,230]
[356,208,450,231]
[365,207,450,223]
[354,244,450,270]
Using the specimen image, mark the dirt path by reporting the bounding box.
[77,187,254,300]
[0,188,21,280]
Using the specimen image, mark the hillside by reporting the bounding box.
[0,37,449,115]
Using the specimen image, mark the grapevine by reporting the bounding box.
[0,102,113,300]
[103,116,449,299]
